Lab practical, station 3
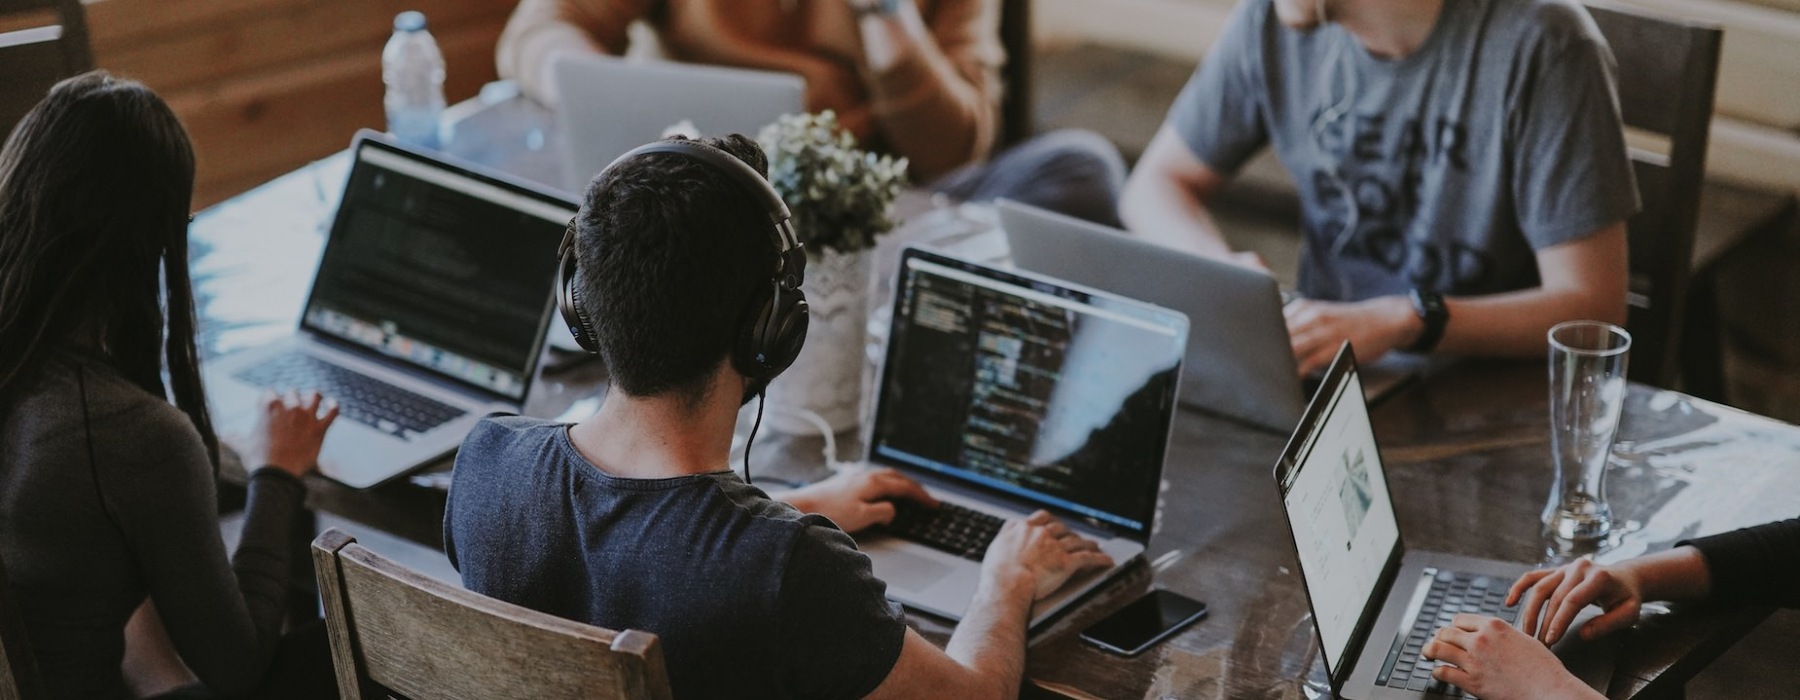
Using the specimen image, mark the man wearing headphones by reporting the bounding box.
[1119,0,1640,376]
[444,135,1112,699]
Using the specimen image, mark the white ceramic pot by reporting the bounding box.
[764,245,873,435]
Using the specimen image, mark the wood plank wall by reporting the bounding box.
[86,0,513,207]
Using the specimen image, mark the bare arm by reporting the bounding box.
[863,512,1113,700]
[496,0,645,106]
[1434,223,1628,355]
[852,0,1002,180]
[1119,124,1236,260]
[1286,223,1627,375]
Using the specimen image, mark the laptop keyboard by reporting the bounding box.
[1376,569,1521,697]
[882,501,1006,562]
[233,353,466,438]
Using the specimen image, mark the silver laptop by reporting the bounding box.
[856,247,1188,629]
[1274,343,1616,699]
[551,53,806,193]
[204,131,575,488]
[999,199,1303,434]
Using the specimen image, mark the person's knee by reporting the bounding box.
[1011,129,1127,186]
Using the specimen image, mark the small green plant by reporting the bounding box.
[757,111,908,257]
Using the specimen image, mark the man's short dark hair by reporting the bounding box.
[575,134,778,405]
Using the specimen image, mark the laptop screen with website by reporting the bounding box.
[302,139,573,402]
[1277,363,1401,677]
[868,249,1186,540]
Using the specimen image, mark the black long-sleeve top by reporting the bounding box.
[0,354,305,699]
[1681,518,1800,609]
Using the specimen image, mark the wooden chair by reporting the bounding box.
[0,0,93,139]
[0,550,45,700]
[311,529,673,700]
[1584,3,1722,388]
[997,0,1033,149]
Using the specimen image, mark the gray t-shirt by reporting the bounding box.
[1172,0,1640,300]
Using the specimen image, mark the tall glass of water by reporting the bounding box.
[1544,321,1631,543]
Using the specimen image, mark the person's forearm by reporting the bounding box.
[1119,168,1234,260]
[1431,284,1623,357]
[941,575,1033,699]
[496,0,617,106]
[1622,546,1713,602]
[856,0,998,180]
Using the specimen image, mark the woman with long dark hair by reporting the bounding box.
[0,72,338,698]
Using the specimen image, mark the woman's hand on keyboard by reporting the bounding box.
[1423,614,1602,700]
[981,510,1114,602]
[1508,558,1642,646]
[251,389,340,478]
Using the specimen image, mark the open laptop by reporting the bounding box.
[204,131,575,488]
[856,247,1188,628]
[1273,343,1615,698]
[552,53,805,193]
[1000,200,1302,433]
[1000,200,1421,430]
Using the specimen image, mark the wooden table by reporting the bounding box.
[195,92,1800,700]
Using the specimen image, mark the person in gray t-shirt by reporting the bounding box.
[1120,0,1639,375]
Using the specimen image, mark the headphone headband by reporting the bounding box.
[600,140,803,256]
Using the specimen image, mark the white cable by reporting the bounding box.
[761,402,854,472]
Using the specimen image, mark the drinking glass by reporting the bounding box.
[1543,321,1632,543]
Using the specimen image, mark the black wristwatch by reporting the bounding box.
[1408,289,1449,354]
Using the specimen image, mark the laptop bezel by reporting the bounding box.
[865,246,1187,543]
[296,130,576,406]
[1272,342,1409,692]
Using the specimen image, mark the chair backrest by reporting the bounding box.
[1584,2,1722,388]
[0,0,93,139]
[311,529,674,700]
[997,0,1032,149]
[0,550,45,700]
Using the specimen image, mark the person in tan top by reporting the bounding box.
[499,0,1126,224]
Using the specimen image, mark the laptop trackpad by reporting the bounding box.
[876,550,955,593]
[1552,607,1620,693]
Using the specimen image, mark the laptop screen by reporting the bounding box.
[1276,353,1401,677]
[868,249,1186,539]
[301,138,573,402]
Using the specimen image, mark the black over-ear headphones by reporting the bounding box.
[556,140,810,395]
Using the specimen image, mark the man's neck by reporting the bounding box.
[567,371,742,480]
[1332,0,1446,59]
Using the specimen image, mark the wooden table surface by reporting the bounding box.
[194,93,1800,700]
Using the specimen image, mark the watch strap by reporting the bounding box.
[1408,289,1448,354]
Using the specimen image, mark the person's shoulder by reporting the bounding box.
[64,359,204,448]
[452,413,566,477]
[1491,0,1607,52]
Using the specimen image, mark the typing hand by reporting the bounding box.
[1510,557,1644,646]
[779,466,939,534]
[981,510,1114,602]
[1283,296,1420,376]
[250,390,339,479]
[1423,614,1601,700]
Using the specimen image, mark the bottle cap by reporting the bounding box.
[394,11,427,32]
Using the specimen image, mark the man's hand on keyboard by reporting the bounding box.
[777,466,939,534]
[251,389,340,478]
[981,510,1114,602]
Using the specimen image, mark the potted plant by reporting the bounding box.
[757,110,908,434]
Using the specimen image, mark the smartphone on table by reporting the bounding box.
[1078,588,1209,656]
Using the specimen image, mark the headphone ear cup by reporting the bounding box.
[557,246,601,354]
[761,288,808,377]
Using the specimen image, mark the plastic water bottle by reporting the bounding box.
[382,11,445,149]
